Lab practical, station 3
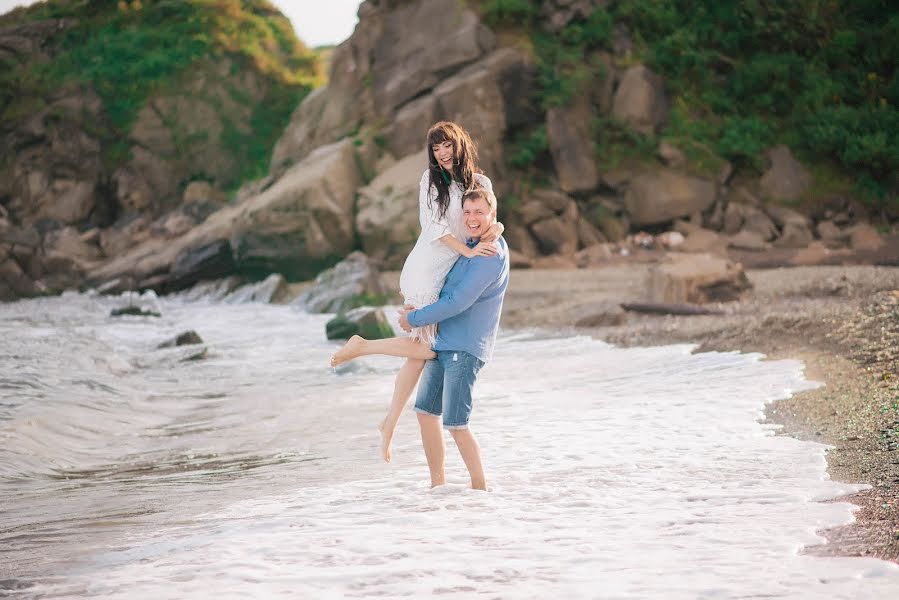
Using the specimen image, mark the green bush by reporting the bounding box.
[2,0,319,193]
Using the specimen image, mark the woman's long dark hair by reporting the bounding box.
[426,121,481,219]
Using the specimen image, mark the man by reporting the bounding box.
[398,187,510,491]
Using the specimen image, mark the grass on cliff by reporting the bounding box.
[0,0,321,187]
[480,0,898,208]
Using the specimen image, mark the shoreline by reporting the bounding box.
[384,264,899,562]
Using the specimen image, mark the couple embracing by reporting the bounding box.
[331,121,510,491]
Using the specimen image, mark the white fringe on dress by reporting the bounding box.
[402,291,439,347]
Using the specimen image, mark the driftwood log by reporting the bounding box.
[620,302,725,316]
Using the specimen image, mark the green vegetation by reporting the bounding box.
[479,0,898,207]
[0,0,320,190]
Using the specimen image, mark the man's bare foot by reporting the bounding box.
[330,335,366,367]
[378,418,393,463]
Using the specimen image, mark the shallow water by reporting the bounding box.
[1,292,897,598]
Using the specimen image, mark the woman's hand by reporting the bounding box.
[465,241,497,259]
[479,221,505,243]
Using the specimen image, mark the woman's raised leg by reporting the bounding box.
[330,335,435,367]
[378,357,427,462]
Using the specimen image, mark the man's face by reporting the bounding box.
[462,196,495,240]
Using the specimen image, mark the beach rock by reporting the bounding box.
[764,203,810,229]
[294,251,387,314]
[546,96,600,193]
[110,306,161,318]
[177,276,244,303]
[577,218,607,248]
[224,274,290,304]
[91,136,363,291]
[530,201,579,256]
[355,153,425,269]
[0,258,40,300]
[728,230,770,251]
[724,202,778,240]
[789,241,835,266]
[759,145,811,201]
[325,306,394,341]
[229,139,361,279]
[849,223,885,252]
[647,253,751,304]
[611,65,669,134]
[168,240,236,291]
[575,243,615,268]
[385,94,437,158]
[427,48,535,175]
[370,0,495,114]
[157,330,204,348]
[509,250,534,269]
[43,226,102,263]
[574,302,626,327]
[504,224,540,258]
[773,221,814,248]
[816,220,846,247]
[657,141,686,168]
[681,229,728,255]
[624,170,716,226]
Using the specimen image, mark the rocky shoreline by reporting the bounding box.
[381,263,899,562]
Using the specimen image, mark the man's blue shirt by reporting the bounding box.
[407,237,510,363]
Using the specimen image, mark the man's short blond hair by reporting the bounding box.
[461,186,497,212]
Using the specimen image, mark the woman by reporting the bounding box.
[330,121,502,462]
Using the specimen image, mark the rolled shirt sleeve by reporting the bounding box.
[407,259,499,328]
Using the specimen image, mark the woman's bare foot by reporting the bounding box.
[378,418,393,463]
[330,335,366,367]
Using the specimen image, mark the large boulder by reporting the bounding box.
[624,170,717,226]
[294,251,388,314]
[611,65,669,134]
[546,96,600,194]
[370,0,495,114]
[647,253,751,304]
[384,48,536,173]
[90,138,362,289]
[759,145,811,201]
[525,190,580,256]
[355,153,427,269]
[326,306,395,341]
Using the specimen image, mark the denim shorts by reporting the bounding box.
[414,350,485,429]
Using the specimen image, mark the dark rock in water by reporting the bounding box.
[180,347,208,362]
[295,251,388,314]
[326,306,394,341]
[157,330,204,348]
[110,306,161,317]
[224,273,290,304]
[168,239,236,291]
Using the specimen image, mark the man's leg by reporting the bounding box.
[417,412,445,488]
[413,355,446,488]
[449,428,486,491]
[442,352,487,491]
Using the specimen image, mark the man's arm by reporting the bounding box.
[407,260,499,328]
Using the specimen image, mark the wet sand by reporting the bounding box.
[384,263,899,561]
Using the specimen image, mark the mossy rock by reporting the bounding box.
[325,306,394,341]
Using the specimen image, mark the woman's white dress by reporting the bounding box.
[399,169,493,345]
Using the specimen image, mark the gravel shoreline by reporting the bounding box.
[387,264,899,562]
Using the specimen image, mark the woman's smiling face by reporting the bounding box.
[431,140,454,171]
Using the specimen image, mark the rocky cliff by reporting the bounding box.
[2,0,897,301]
[0,0,318,299]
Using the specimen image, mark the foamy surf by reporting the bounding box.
[1,295,897,598]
